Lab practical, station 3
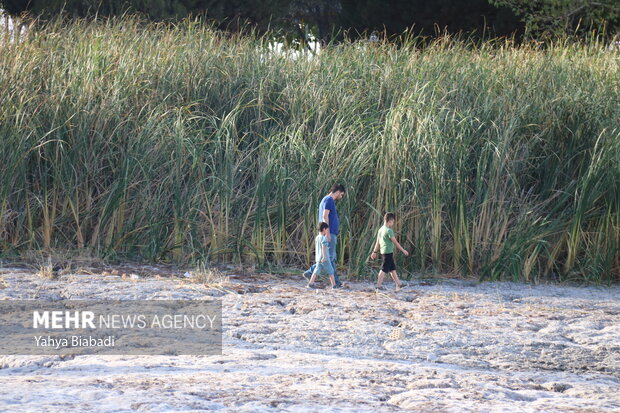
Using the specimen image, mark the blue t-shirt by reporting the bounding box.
[318,195,339,235]
[315,234,329,263]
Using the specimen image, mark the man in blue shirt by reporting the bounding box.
[303,184,346,287]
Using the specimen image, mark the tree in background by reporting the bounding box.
[287,1,341,46]
[490,0,620,38]
[338,0,523,40]
[1,1,199,20]
[1,0,618,42]
[0,0,523,43]
[0,1,295,39]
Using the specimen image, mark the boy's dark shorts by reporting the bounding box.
[381,253,396,272]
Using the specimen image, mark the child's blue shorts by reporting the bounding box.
[313,261,334,276]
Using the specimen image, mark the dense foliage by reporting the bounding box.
[2,0,619,41]
[0,19,618,282]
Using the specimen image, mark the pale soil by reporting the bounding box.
[0,265,619,412]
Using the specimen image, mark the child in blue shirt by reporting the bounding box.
[306,222,336,289]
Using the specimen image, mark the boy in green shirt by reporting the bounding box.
[370,212,409,291]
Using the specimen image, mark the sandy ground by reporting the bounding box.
[0,265,619,413]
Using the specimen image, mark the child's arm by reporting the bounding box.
[390,236,409,256]
[321,243,328,262]
[370,234,381,260]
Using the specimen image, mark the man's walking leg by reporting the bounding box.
[329,233,341,286]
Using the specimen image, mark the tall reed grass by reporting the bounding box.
[0,18,618,282]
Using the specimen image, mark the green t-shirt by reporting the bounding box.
[378,225,395,254]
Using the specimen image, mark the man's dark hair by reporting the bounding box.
[330,183,345,193]
[384,212,396,222]
[319,222,329,232]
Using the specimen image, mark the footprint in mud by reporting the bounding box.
[246,352,277,361]
[407,379,459,390]
[544,382,572,393]
[500,389,537,402]
[514,322,544,332]
[537,320,567,335]
[230,285,267,294]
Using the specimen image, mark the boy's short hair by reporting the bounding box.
[319,222,329,232]
[384,212,396,222]
[330,183,345,193]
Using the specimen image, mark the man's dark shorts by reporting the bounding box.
[381,252,396,272]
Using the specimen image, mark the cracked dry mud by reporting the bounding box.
[0,267,618,412]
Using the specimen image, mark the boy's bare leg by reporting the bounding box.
[308,271,319,285]
[376,271,386,288]
[390,271,402,291]
[329,274,335,288]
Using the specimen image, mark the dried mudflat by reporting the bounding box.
[0,266,618,412]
